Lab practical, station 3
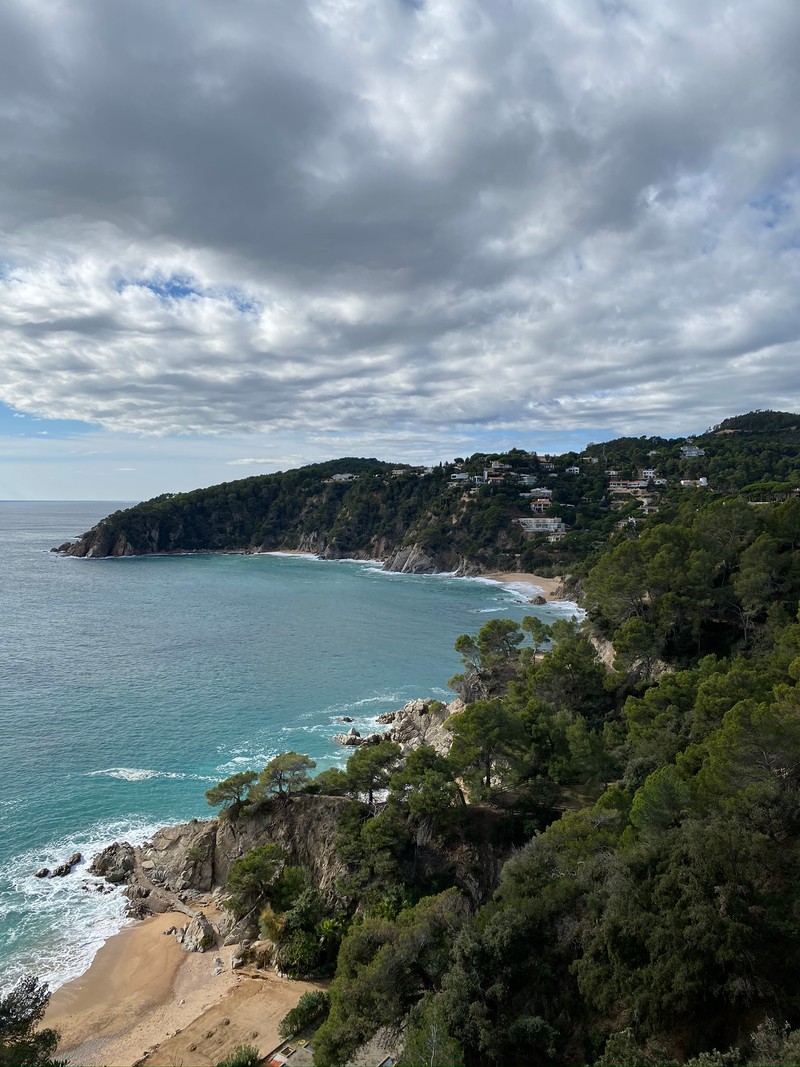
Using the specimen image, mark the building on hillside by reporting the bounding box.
[680,477,709,487]
[681,444,705,458]
[450,472,470,482]
[530,498,552,514]
[330,472,357,482]
[516,517,568,537]
[565,465,581,474]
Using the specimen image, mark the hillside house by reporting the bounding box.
[565,465,581,474]
[681,444,705,458]
[530,498,552,514]
[516,517,567,537]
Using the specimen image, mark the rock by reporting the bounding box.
[180,912,216,953]
[50,852,83,877]
[164,926,177,936]
[376,712,396,724]
[231,956,245,969]
[90,842,136,884]
[34,868,50,879]
[339,716,354,722]
[221,913,259,946]
[386,697,462,757]
[531,594,547,605]
[333,729,363,746]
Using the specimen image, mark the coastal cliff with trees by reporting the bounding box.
[55,410,800,578]
[27,410,800,1065]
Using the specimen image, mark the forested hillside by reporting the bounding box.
[175,470,800,1066]
[42,410,800,1065]
[55,410,800,579]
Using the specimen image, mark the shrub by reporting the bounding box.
[278,990,331,1039]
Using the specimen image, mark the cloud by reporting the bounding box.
[0,0,799,450]
[227,458,275,466]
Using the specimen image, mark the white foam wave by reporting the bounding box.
[85,767,212,782]
[0,815,166,996]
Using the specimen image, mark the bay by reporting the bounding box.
[0,500,574,993]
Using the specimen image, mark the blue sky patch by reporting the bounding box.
[0,402,97,438]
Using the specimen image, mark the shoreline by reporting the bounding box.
[36,554,569,1065]
[45,909,326,1067]
[480,570,565,601]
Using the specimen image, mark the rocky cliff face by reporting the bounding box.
[380,697,464,757]
[382,543,480,576]
[90,795,353,915]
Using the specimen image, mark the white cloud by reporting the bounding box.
[0,0,798,458]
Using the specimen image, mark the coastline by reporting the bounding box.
[481,570,565,601]
[45,909,326,1066]
[35,552,568,1067]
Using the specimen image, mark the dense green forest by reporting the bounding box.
[184,413,800,1067]
[58,409,800,577]
[38,411,800,1065]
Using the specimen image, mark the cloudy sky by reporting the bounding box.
[2,0,800,499]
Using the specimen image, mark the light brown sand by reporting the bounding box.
[45,911,322,1067]
[483,571,566,600]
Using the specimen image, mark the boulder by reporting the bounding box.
[89,842,136,884]
[50,852,84,877]
[333,728,363,746]
[339,716,354,723]
[34,868,50,879]
[179,912,216,953]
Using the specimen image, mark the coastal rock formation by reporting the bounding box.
[385,697,463,757]
[89,843,136,883]
[382,543,480,577]
[50,852,83,877]
[178,912,216,952]
[90,795,354,915]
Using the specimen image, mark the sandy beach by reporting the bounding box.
[482,571,566,600]
[45,910,326,1067]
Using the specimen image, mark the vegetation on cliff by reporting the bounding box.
[55,409,800,578]
[72,410,800,1064]
[203,478,800,1064]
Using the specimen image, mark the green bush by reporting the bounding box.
[278,990,331,1039]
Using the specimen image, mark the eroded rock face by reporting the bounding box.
[142,819,217,892]
[386,697,464,757]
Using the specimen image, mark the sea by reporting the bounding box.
[0,501,578,995]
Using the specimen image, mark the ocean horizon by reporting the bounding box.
[0,500,577,995]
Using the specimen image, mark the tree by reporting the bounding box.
[254,752,316,801]
[346,740,402,804]
[521,616,552,665]
[309,767,350,795]
[0,975,64,1067]
[205,770,258,817]
[447,699,525,792]
[224,843,286,918]
[279,990,331,1039]
[390,746,460,826]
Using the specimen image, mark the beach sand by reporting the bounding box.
[45,911,325,1067]
[483,571,566,600]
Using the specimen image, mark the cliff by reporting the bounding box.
[91,795,352,913]
[52,456,537,573]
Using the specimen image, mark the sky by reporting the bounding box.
[2,0,800,501]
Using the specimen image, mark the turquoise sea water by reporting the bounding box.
[0,501,577,993]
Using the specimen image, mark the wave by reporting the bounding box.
[85,767,213,783]
[0,815,166,997]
